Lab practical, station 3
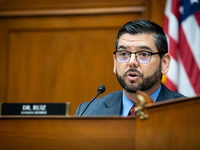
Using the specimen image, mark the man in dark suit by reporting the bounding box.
[75,19,185,116]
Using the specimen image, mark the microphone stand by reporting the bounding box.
[79,85,105,116]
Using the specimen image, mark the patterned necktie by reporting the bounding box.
[129,105,135,117]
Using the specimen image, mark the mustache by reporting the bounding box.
[123,69,143,78]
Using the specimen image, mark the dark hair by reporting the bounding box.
[115,20,168,58]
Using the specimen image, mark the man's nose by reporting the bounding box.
[128,54,139,68]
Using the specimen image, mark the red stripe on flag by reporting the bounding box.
[171,0,180,18]
[179,26,200,94]
[194,10,200,27]
[168,36,178,60]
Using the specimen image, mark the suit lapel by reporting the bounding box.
[98,91,123,115]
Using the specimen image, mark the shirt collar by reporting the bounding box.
[121,85,161,116]
[150,85,161,101]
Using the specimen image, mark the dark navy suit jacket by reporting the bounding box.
[75,83,185,116]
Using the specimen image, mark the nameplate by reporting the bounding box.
[0,102,70,116]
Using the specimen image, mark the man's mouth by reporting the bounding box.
[127,72,139,77]
[126,72,139,81]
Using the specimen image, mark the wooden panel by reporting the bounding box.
[0,7,145,17]
[7,28,118,102]
[0,8,147,114]
[0,20,7,102]
[135,96,200,150]
[0,117,136,150]
[0,0,145,10]
[150,0,167,27]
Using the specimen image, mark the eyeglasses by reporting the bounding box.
[113,50,162,64]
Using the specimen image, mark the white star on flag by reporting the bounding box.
[179,6,184,14]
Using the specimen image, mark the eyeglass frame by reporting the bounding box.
[113,50,164,64]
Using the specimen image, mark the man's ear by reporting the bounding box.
[113,54,117,74]
[161,53,171,75]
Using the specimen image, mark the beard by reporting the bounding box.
[116,63,162,93]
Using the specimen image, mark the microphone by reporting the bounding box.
[79,85,105,116]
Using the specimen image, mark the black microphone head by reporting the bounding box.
[98,85,105,94]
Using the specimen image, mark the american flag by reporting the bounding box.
[164,0,200,97]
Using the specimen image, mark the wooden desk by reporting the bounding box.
[0,116,135,150]
[0,95,200,150]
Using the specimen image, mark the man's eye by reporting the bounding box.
[140,52,150,57]
[121,52,128,57]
